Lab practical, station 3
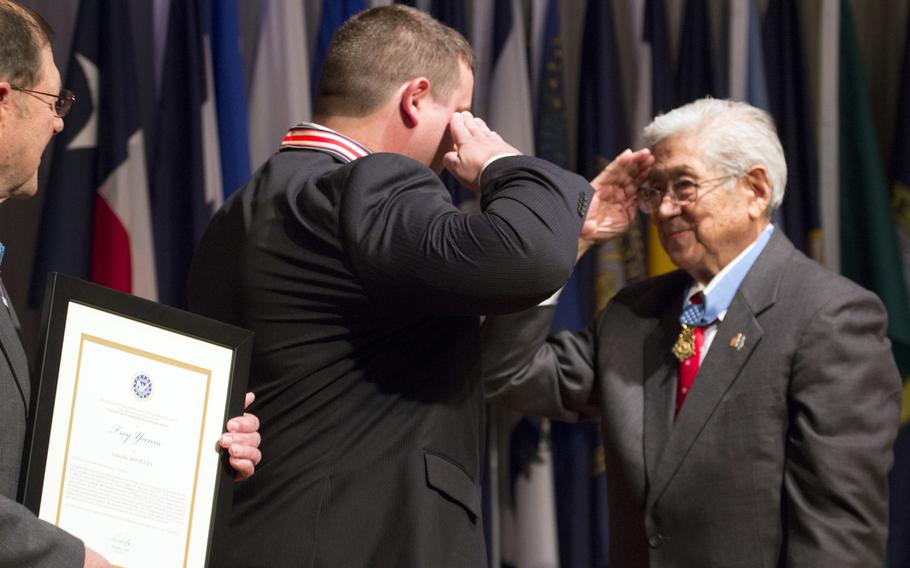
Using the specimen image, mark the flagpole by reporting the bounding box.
[818,0,840,272]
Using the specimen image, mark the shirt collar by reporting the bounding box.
[684,224,774,324]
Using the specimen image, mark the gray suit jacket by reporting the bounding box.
[0,281,82,567]
[484,230,902,568]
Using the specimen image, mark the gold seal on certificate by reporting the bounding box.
[24,274,252,568]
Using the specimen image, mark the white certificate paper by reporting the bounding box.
[37,301,234,568]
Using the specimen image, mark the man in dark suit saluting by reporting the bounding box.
[187,5,645,567]
[0,2,262,566]
[484,98,902,567]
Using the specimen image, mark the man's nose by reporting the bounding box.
[655,192,682,217]
[53,115,64,134]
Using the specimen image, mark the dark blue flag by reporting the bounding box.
[677,0,719,103]
[572,0,629,325]
[534,0,569,170]
[763,0,821,258]
[550,420,610,567]
[431,0,465,33]
[151,0,219,308]
[645,0,676,116]
[210,0,251,198]
[312,0,364,100]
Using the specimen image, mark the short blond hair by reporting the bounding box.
[314,5,475,117]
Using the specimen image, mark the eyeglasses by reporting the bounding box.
[637,174,739,214]
[9,84,76,118]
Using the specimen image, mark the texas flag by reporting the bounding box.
[30,0,157,304]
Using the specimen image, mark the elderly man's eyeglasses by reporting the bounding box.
[9,85,76,118]
[637,174,739,214]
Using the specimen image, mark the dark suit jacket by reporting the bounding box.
[0,281,82,567]
[188,150,592,567]
[484,230,902,568]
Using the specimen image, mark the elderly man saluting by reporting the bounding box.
[484,98,902,568]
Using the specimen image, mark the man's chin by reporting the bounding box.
[3,177,39,201]
[664,247,693,271]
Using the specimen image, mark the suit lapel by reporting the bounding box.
[646,302,764,509]
[639,270,692,487]
[0,281,29,409]
[642,302,681,486]
[644,230,791,510]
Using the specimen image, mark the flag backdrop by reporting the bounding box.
[677,0,717,103]
[16,2,910,567]
[644,0,677,277]
[150,0,221,308]
[845,2,910,565]
[763,0,822,260]
[544,2,630,567]
[311,0,363,100]
[30,0,157,306]
[247,0,312,171]
[209,0,251,198]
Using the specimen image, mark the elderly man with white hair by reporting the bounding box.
[483,98,902,568]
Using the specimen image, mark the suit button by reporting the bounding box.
[648,534,664,549]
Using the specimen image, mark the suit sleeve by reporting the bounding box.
[482,305,600,420]
[783,289,902,567]
[335,153,593,315]
[0,495,84,567]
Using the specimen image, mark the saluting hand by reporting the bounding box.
[443,112,521,192]
[578,148,654,257]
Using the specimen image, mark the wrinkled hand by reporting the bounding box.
[84,547,111,568]
[578,148,654,256]
[443,111,521,191]
[219,392,261,481]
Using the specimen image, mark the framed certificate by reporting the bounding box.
[23,273,253,568]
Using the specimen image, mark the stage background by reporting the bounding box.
[5,1,910,566]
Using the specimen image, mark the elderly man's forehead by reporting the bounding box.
[646,161,702,185]
[648,136,711,175]
[650,163,696,175]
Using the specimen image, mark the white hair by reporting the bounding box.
[642,98,787,216]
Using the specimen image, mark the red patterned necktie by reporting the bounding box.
[675,292,704,419]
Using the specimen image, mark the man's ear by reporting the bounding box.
[744,165,772,219]
[0,82,12,110]
[399,76,431,128]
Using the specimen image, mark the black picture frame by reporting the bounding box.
[23,273,253,567]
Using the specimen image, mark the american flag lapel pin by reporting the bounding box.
[729,333,746,351]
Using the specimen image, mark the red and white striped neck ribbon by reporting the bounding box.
[279,122,370,163]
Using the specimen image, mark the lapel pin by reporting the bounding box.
[729,333,746,351]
